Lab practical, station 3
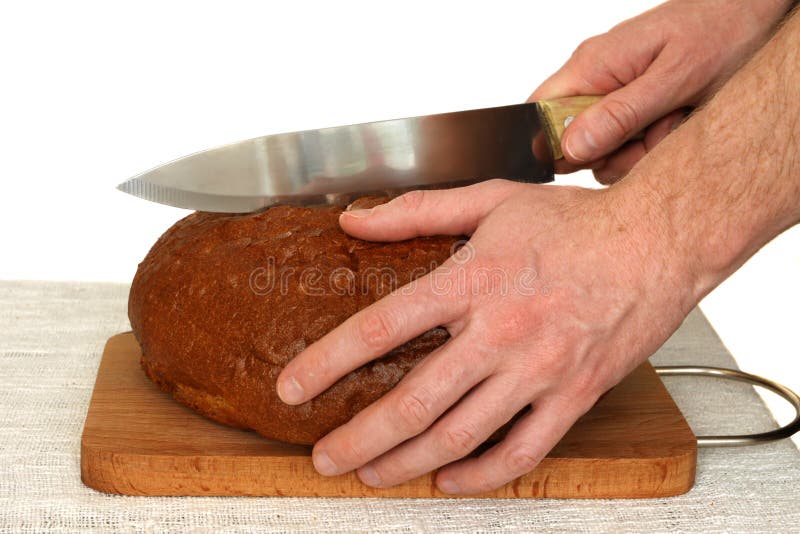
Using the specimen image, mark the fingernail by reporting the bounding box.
[313,450,338,476]
[438,477,461,494]
[342,208,373,219]
[564,128,597,163]
[358,465,383,487]
[277,376,304,404]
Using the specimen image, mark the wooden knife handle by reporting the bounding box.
[537,96,601,160]
[537,95,645,160]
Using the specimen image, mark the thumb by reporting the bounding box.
[339,179,517,242]
[562,60,684,163]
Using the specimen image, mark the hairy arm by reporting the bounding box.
[618,6,800,302]
[531,0,795,182]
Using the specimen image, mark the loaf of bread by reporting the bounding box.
[129,198,459,445]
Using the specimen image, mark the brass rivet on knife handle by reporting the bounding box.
[537,95,603,160]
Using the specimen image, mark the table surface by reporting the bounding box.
[1,281,798,533]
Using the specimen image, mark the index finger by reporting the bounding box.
[276,265,467,405]
[528,63,592,103]
[527,38,620,103]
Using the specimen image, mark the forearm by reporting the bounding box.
[702,0,797,73]
[615,7,800,304]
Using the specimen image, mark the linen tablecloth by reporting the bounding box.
[1,281,798,532]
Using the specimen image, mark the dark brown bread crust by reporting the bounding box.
[129,199,459,445]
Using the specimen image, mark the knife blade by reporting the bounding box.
[117,96,600,213]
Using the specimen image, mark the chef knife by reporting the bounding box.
[117,95,600,213]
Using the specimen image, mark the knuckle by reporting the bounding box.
[482,178,510,190]
[541,349,572,378]
[602,98,641,139]
[573,36,600,58]
[355,309,397,351]
[338,437,370,466]
[395,189,427,212]
[503,443,542,474]
[479,308,534,346]
[439,424,481,458]
[466,475,499,495]
[565,371,605,413]
[395,387,438,432]
[570,370,600,399]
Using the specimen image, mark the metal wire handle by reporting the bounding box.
[654,366,800,447]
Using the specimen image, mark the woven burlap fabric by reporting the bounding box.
[1,281,798,533]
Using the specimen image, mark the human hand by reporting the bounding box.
[531,0,792,183]
[276,179,700,494]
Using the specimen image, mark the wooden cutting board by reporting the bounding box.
[81,333,697,498]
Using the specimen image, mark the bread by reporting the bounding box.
[129,198,460,445]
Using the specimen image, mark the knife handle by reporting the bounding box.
[537,95,644,160]
[537,96,602,159]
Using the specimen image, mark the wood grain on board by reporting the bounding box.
[81,333,696,498]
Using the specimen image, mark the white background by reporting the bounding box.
[1,1,797,447]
